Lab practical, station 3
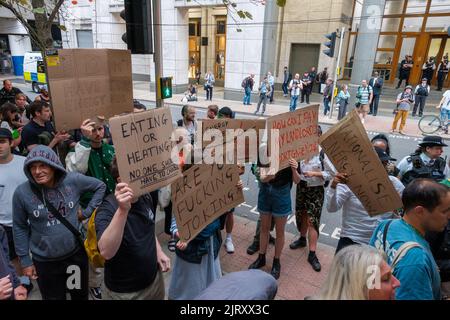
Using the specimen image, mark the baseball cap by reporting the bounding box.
[374,146,396,162]
[0,128,13,140]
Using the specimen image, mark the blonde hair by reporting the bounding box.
[314,245,386,300]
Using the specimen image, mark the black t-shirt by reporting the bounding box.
[21,120,55,149]
[95,193,158,293]
[269,167,293,187]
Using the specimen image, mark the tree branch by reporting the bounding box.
[47,0,65,28]
[0,0,45,50]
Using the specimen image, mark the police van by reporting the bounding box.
[23,52,47,93]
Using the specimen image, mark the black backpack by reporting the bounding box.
[319,150,330,187]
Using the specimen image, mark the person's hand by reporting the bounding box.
[53,131,70,144]
[0,276,13,300]
[236,180,243,191]
[303,171,318,178]
[80,119,96,140]
[289,158,298,171]
[77,208,85,222]
[176,240,188,251]
[22,266,37,280]
[157,250,171,273]
[115,183,134,212]
[14,285,27,300]
[331,173,348,189]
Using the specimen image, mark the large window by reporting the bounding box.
[188,19,201,79]
[215,17,226,81]
[76,30,94,48]
[429,0,450,13]
[384,0,406,14]
[406,0,428,13]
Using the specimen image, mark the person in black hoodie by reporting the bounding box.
[0,226,27,300]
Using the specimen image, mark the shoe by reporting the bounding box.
[89,287,102,300]
[249,254,266,269]
[399,131,405,135]
[224,238,235,254]
[390,130,396,133]
[269,235,276,245]
[368,112,373,115]
[308,253,321,272]
[168,237,177,252]
[289,237,307,250]
[412,113,416,117]
[271,259,281,280]
[253,111,258,115]
[247,241,260,255]
[419,114,423,117]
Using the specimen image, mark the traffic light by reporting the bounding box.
[120,0,153,54]
[160,77,173,99]
[323,32,337,57]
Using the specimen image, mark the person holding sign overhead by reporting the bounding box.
[327,146,405,254]
[249,155,301,280]
[95,157,170,300]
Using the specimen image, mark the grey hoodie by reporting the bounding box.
[12,145,106,267]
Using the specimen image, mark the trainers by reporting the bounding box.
[224,238,235,254]
[249,254,266,269]
[399,131,405,135]
[289,237,307,250]
[270,259,281,280]
[269,235,276,245]
[89,287,102,300]
[308,253,321,272]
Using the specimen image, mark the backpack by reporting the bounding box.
[241,77,248,88]
[84,209,105,268]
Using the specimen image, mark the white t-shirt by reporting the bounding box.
[442,90,450,111]
[0,155,27,226]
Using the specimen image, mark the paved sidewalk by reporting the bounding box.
[132,83,448,140]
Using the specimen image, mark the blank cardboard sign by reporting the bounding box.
[109,107,182,197]
[47,49,134,131]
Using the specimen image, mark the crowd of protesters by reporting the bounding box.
[0,76,449,303]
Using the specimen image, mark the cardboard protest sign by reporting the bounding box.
[319,110,403,216]
[200,119,266,163]
[47,49,134,131]
[109,107,182,197]
[171,164,244,243]
[266,105,319,170]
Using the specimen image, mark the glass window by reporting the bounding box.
[384,0,405,15]
[189,23,196,36]
[430,0,450,13]
[406,0,428,14]
[217,20,226,34]
[425,16,450,32]
[375,51,394,64]
[378,35,397,48]
[427,38,443,59]
[352,0,363,31]
[76,30,94,48]
[381,17,401,31]
[402,17,424,32]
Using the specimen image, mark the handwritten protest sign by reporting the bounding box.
[47,49,134,131]
[200,119,266,163]
[267,105,319,170]
[109,107,182,197]
[319,110,403,216]
[172,164,244,243]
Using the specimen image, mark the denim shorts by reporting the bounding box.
[257,183,292,217]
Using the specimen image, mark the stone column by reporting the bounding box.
[350,0,386,86]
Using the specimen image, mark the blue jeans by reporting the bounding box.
[289,95,299,112]
[440,108,450,129]
[282,82,288,95]
[243,87,251,105]
[323,98,330,115]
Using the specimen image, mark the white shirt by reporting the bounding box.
[326,175,404,245]
[289,79,301,96]
[299,152,335,187]
[0,155,27,226]
[442,90,450,111]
